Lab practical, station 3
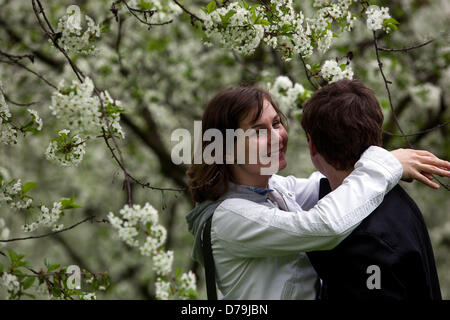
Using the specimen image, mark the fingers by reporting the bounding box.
[422,172,434,180]
[418,163,450,178]
[411,170,440,189]
[416,152,450,170]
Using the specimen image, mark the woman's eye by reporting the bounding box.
[273,121,281,128]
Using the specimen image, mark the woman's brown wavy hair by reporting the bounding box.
[187,86,287,203]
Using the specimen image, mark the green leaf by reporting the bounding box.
[383,17,399,32]
[60,193,82,210]
[255,19,270,26]
[251,6,257,23]
[22,181,37,194]
[51,285,62,297]
[206,1,216,13]
[48,264,61,272]
[220,10,236,24]
[23,276,36,290]
[140,0,152,10]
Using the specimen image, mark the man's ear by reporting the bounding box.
[307,134,317,157]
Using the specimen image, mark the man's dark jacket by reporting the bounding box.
[307,178,442,300]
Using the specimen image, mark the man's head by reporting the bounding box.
[301,79,384,174]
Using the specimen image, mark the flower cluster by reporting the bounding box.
[48,77,124,166]
[45,129,86,167]
[201,1,265,56]
[177,271,197,300]
[49,77,124,140]
[27,109,43,132]
[365,5,392,32]
[0,273,20,297]
[54,6,101,55]
[267,76,311,113]
[155,277,171,300]
[108,203,197,299]
[0,85,18,145]
[200,0,359,60]
[79,292,96,300]
[22,201,64,233]
[108,203,170,273]
[320,59,354,83]
[0,178,33,210]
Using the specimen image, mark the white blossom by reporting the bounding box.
[79,292,96,300]
[22,201,63,232]
[320,59,354,83]
[317,29,334,54]
[0,84,18,145]
[49,77,124,140]
[267,76,307,113]
[45,129,86,167]
[366,5,391,32]
[0,178,33,210]
[54,8,101,55]
[152,250,173,276]
[108,202,164,254]
[178,271,197,299]
[155,277,171,300]
[27,109,43,131]
[0,273,20,295]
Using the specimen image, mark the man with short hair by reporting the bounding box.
[301,79,442,300]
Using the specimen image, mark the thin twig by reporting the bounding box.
[378,39,434,52]
[112,0,173,27]
[101,129,185,192]
[373,31,411,147]
[0,216,104,243]
[383,121,450,137]
[172,0,204,23]
[0,57,57,90]
[231,50,261,79]
[298,52,318,90]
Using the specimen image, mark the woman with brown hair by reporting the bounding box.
[186,85,450,300]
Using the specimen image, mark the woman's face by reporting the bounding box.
[234,99,289,178]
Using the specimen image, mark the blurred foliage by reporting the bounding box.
[0,0,449,299]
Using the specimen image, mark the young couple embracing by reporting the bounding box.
[186,79,449,300]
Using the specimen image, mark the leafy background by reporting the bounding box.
[0,0,449,299]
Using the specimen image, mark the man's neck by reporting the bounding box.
[325,169,353,191]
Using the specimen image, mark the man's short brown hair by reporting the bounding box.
[301,79,384,170]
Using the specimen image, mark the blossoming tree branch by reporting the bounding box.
[0,0,448,299]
